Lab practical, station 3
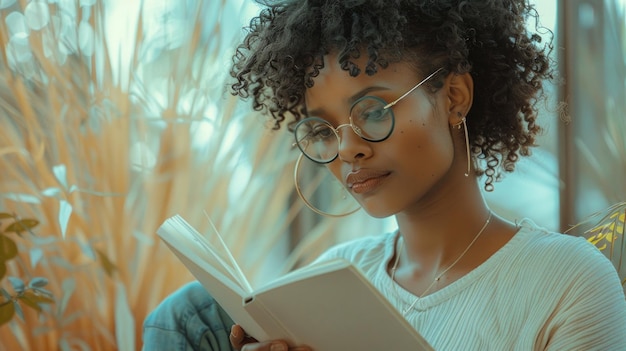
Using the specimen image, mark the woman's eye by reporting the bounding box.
[310,125,334,139]
[360,108,387,121]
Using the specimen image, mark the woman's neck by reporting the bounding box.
[393,176,492,267]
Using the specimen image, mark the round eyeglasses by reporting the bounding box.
[294,67,444,164]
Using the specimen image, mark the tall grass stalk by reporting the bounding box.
[0,1,341,349]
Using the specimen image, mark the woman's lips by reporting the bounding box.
[346,170,391,194]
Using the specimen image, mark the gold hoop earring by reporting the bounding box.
[454,113,471,177]
[294,153,361,217]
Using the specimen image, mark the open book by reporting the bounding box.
[157,214,434,351]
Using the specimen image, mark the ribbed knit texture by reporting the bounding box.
[316,219,626,350]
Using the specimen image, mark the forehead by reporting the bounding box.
[304,54,418,116]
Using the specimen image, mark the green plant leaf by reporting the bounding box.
[18,291,55,313]
[57,278,75,315]
[2,194,40,204]
[52,164,68,189]
[26,290,54,304]
[28,277,49,288]
[13,300,24,321]
[58,200,72,239]
[0,235,18,261]
[18,293,42,312]
[41,187,62,197]
[0,288,11,301]
[5,219,39,233]
[0,301,15,325]
[96,249,117,277]
[30,247,44,269]
[32,287,54,299]
[8,277,25,294]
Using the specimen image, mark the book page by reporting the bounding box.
[157,215,251,294]
[162,240,271,340]
[254,258,351,294]
[158,215,281,340]
[202,213,254,293]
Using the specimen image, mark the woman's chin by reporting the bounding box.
[359,205,396,219]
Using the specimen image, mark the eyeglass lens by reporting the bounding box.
[294,96,394,163]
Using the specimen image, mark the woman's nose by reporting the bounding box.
[336,124,372,162]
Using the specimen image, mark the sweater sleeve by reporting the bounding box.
[544,240,626,351]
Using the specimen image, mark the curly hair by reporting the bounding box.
[230,0,556,191]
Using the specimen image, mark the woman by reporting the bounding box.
[143,1,626,350]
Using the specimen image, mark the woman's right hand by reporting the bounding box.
[229,325,312,351]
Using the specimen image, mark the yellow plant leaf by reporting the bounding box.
[587,225,607,235]
[18,291,55,313]
[96,249,118,278]
[588,235,603,246]
[4,219,39,233]
[18,293,42,313]
[0,213,13,220]
[0,235,18,262]
[617,212,625,235]
[0,301,15,325]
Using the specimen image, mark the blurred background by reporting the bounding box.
[0,0,623,350]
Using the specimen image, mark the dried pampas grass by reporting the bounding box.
[0,1,370,350]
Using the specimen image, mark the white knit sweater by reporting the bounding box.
[316,219,626,350]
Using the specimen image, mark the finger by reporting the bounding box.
[229,324,242,347]
[242,342,313,351]
[230,326,312,351]
[236,339,312,351]
[240,340,289,351]
[230,325,257,349]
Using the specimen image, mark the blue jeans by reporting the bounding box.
[142,282,235,351]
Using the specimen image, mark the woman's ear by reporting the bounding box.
[444,72,474,125]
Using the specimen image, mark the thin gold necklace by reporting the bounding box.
[391,211,492,316]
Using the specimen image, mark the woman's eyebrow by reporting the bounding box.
[306,86,390,116]
[347,86,389,104]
